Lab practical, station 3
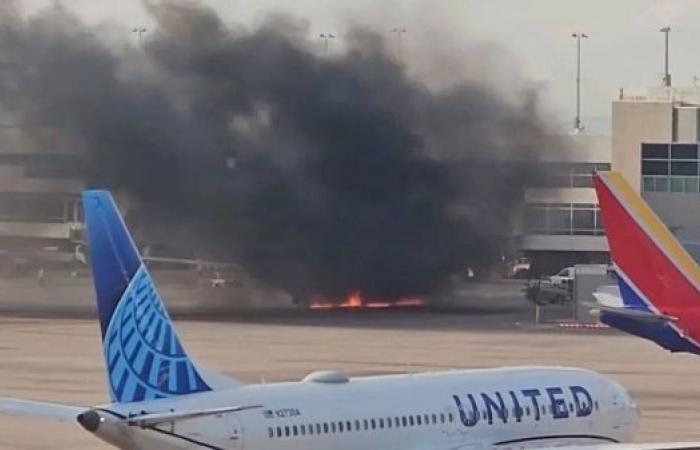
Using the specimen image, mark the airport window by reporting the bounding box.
[277,426,283,437]
[268,427,273,438]
[549,207,570,230]
[440,413,445,423]
[448,413,454,422]
[395,417,400,427]
[316,423,322,434]
[338,422,343,433]
[323,423,329,433]
[363,419,369,430]
[573,208,594,231]
[534,162,611,188]
[642,143,669,159]
[386,417,392,428]
[285,426,290,437]
[431,413,437,424]
[409,416,415,426]
[331,422,336,433]
[416,415,422,425]
[671,161,699,176]
[526,406,530,416]
[18,154,85,180]
[0,193,76,224]
[670,177,684,192]
[642,160,669,175]
[293,425,298,436]
[524,202,605,236]
[672,143,698,159]
[370,419,376,429]
[656,176,669,192]
[402,416,407,427]
[355,419,360,430]
[378,418,383,428]
[308,424,314,435]
[642,142,700,193]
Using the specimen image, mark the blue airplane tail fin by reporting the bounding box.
[83,191,212,403]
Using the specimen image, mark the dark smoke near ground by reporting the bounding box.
[0,1,559,302]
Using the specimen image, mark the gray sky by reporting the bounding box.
[18,0,699,133]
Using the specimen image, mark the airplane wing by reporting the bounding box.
[0,397,84,423]
[590,287,678,323]
[122,404,262,427]
[595,305,678,324]
[586,287,695,351]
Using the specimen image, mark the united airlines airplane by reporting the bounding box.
[0,190,698,450]
[592,171,700,355]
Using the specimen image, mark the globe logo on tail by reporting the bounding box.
[103,265,210,403]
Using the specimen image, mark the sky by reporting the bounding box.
[15,0,700,134]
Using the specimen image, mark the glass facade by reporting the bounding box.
[0,193,81,223]
[534,162,611,188]
[524,202,605,236]
[642,142,700,193]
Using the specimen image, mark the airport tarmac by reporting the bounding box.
[1,314,700,449]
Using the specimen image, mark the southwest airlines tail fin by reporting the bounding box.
[593,172,700,354]
[83,191,238,403]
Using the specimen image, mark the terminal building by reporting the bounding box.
[0,125,85,273]
[520,86,700,275]
[614,86,700,259]
[519,134,610,275]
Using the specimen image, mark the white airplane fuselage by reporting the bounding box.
[87,366,639,450]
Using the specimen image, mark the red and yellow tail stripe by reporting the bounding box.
[593,172,700,315]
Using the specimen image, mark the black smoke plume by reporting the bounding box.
[0,1,557,302]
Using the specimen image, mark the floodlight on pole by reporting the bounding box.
[390,27,407,58]
[571,32,588,132]
[132,27,147,46]
[660,26,671,87]
[319,33,336,54]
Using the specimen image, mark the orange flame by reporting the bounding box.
[309,291,424,310]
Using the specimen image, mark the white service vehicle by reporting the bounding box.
[549,267,575,287]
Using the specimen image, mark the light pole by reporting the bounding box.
[132,27,147,46]
[571,32,588,132]
[391,27,407,59]
[319,33,335,54]
[660,26,671,87]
